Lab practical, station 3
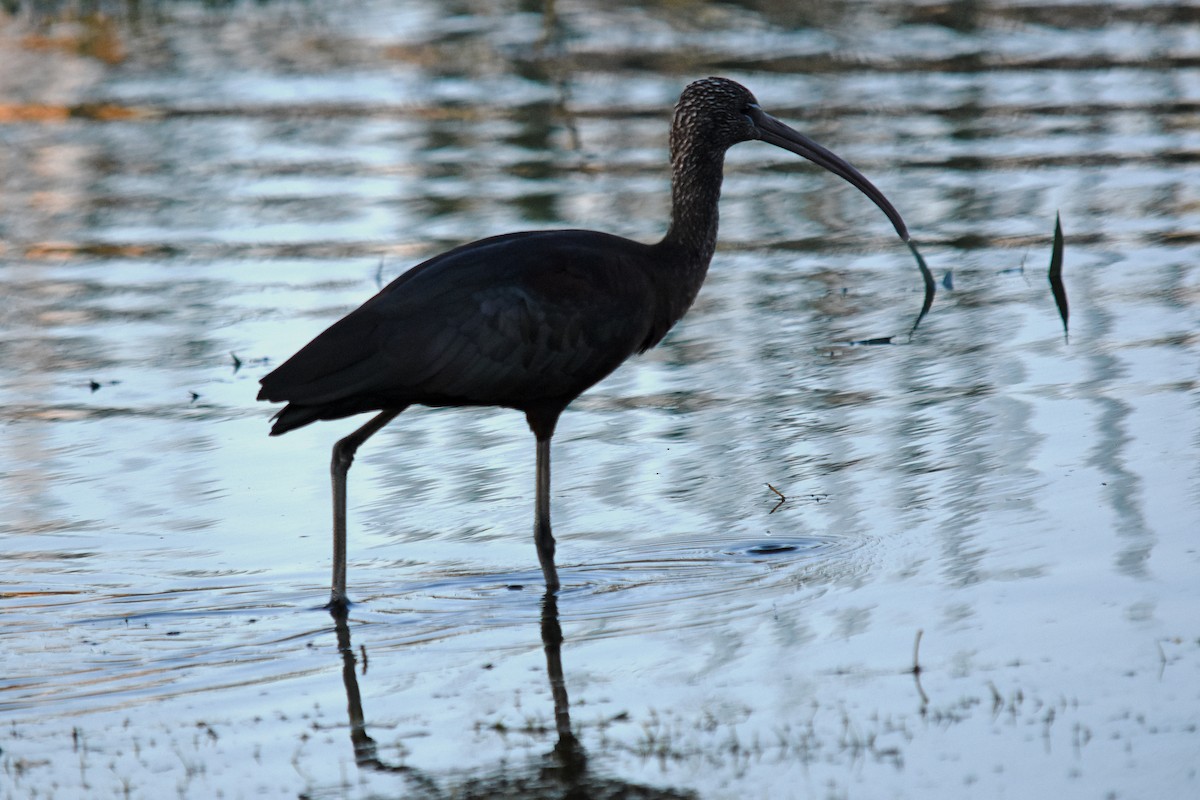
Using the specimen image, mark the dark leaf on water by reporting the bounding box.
[852,336,894,346]
[745,542,798,554]
[941,270,954,291]
[1048,213,1068,337]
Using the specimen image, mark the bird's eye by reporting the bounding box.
[741,103,758,119]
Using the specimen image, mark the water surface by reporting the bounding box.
[1,1,1198,798]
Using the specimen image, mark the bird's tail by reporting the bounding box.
[267,404,326,436]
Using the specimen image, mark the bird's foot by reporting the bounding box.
[325,592,352,619]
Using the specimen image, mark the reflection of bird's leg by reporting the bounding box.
[534,437,559,592]
[540,590,585,772]
[334,616,437,787]
[329,408,404,613]
[334,614,377,763]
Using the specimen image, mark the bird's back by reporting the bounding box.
[258,230,672,434]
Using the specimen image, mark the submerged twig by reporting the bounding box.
[987,681,1003,716]
[766,483,787,514]
[910,629,929,709]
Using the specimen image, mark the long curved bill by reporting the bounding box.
[749,104,934,333]
[748,105,909,242]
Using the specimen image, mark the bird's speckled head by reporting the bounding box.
[669,77,761,161]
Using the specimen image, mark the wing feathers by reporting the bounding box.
[260,231,660,414]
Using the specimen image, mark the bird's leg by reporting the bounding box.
[329,408,403,615]
[534,436,560,592]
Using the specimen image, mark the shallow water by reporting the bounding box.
[2,1,1198,798]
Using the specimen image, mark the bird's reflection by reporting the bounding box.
[537,590,587,777]
[331,591,691,799]
[333,612,441,791]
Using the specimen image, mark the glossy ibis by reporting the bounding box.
[258,77,916,612]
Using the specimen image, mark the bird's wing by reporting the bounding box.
[258,231,658,409]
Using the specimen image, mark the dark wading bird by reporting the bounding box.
[258,77,922,613]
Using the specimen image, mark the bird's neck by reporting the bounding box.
[636,142,728,351]
[660,149,725,270]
